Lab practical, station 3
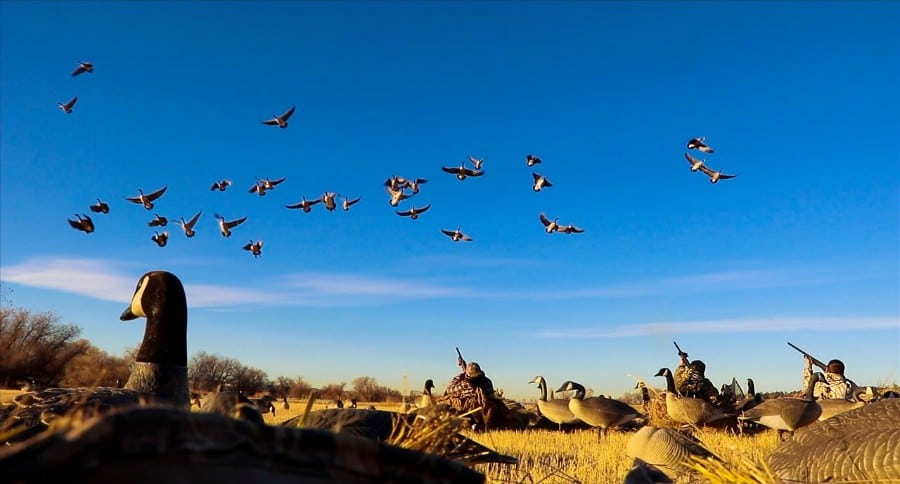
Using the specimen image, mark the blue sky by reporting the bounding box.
[1,2,897,400]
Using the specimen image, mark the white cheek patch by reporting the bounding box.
[131,275,149,317]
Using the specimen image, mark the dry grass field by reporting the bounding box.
[2,389,783,483]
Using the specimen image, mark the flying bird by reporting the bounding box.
[210,179,232,192]
[250,177,286,196]
[342,196,361,211]
[71,61,93,76]
[386,186,411,207]
[539,213,560,233]
[396,204,431,220]
[441,164,484,180]
[468,156,484,170]
[215,214,247,238]
[321,192,338,211]
[402,177,427,194]
[441,227,472,242]
[175,211,202,237]
[243,240,264,258]
[126,186,168,210]
[148,214,168,227]
[67,214,94,234]
[558,224,585,234]
[285,196,321,213]
[698,165,737,184]
[526,154,542,167]
[151,231,168,247]
[262,106,296,128]
[58,97,78,114]
[684,152,706,172]
[532,173,553,192]
[687,137,714,153]
[89,198,109,214]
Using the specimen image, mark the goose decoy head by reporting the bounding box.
[120,271,188,368]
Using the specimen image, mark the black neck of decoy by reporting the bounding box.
[134,272,188,366]
[537,378,548,402]
[747,378,756,396]
[803,372,824,401]
[656,368,677,394]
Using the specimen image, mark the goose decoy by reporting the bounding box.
[209,179,232,192]
[467,156,484,170]
[396,204,431,220]
[147,214,168,227]
[58,96,77,114]
[321,192,337,211]
[441,227,472,242]
[532,172,553,192]
[386,186,411,207]
[526,154,542,167]
[684,152,706,172]
[67,214,94,234]
[418,379,435,409]
[654,368,731,426]
[556,380,640,438]
[285,196,321,212]
[126,186,168,210]
[698,165,737,184]
[71,61,93,76]
[261,106,296,128]
[0,271,190,444]
[528,376,581,430]
[89,198,109,214]
[737,377,764,414]
[626,426,721,478]
[768,398,900,483]
[687,137,714,153]
[539,213,560,233]
[817,387,871,421]
[243,240,263,258]
[441,164,484,180]
[738,372,825,439]
[341,196,361,211]
[558,224,584,234]
[175,210,201,237]
[151,231,168,248]
[199,385,263,424]
[0,405,486,484]
[215,214,247,238]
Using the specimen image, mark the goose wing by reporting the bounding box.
[185,211,202,228]
[144,186,168,201]
[441,166,460,174]
[269,176,286,186]
[225,216,247,229]
[279,106,296,121]
[539,213,553,226]
[684,152,703,165]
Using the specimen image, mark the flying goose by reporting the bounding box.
[321,192,337,211]
[687,137,714,153]
[341,196,361,211]
[175,210,201,237]
[215,214,247,238]
[89,198,109,214]
[528,376,581,430]
[285,196,321,212]
[441,164,484,180]
[684,152,706,172]
[558,224,584,234]
[441,227,472,242]
[126,186,168,210]
[151,231,168,247]
[0,271,190,444]
[68,214,95,234]
[403,177,428,194]
[738,372,825,439]
[768,398,900,482]
[526,154,542,167]
[71,61,93,76]
[261,106,296,128]
[626,426,721,478]
[654,368,731,427]
[243,240,263,258]
[396,204,431,220]
[210,179,232,191]
[147,214,168,227]
[539,213,560,233]
[556,380,640,438]
[698,164,736,184]
[58,96,78,114]
[386,186,411,206]
[532,172,553,192]
[249,177,286,196]
[467,156,484,170]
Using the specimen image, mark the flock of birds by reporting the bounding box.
[59,60,740,259]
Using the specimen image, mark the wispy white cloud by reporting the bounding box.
[0,258,135,303]
[279,272,474,298]
[537,316,900,338]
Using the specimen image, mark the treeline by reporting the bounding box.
[0,306,401,401]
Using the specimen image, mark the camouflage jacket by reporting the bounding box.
[802,366,858,400]
[674,364,719,401]
[438,372,495,412]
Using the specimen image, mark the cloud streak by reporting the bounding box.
[537,316,900,338]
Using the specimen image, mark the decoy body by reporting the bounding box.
[441,227,472,242]
[68,214,95,234]
[626,426,721,478]
[243,240,264,258]
[397,204,431,220]
[655,368,731,426]
[215,214,247,238]
[151,231,168,247]
[441,164,484,180]
[532,172,553,192]
[0,271,190,444]
[58,96,78,114]
[71,61,93,76]
[539,213,560,233]
[342,196,361,211]
[556,380,640,438]
[126,186,168,210]
[148,214,168,227]
[687,137,714,153]
[285,196,320,212]
[262,106,296,128]
[175,211,201,237]
[738,372,825,439]
[210,179,232,191]
[529,376,581,429]
[526,154,542,167]
[89,198,109,214]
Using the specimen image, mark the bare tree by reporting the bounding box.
[59,343,129,387]
[318,382,346,401]
[188,351,242,391]
[0,306,89,387]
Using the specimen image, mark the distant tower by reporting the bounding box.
[402,373,410,398]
